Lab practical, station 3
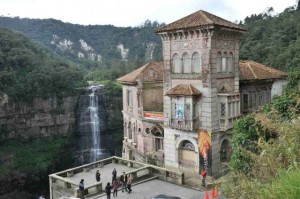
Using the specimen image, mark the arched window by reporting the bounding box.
[124,122,127,137]
[151,125,164,151]
[222,52,227,72]
[217,52,222,73]
[192,52,201,73]
[133,126,136,142]
[172,53,181,73]
[228,52,233,73]
[128,122,132,139]
[220,139,231,162]
[181,140,195,151]
[182,53,191,73]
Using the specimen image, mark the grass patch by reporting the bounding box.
[260,169,300,199]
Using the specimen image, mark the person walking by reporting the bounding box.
[112,168,117,183]
[120,172,128,192]
[112,178,119,197]
[127,174,132,194]
[96,170,101,182]
[79,179,85,199]
[105,182,113,199]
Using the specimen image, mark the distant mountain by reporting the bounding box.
[0,3,299,74]
[0,17,163,66]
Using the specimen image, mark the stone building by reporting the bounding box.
[117,62,165,166]
[117,10,287,176]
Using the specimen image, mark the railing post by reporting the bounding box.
[67,171,73,177]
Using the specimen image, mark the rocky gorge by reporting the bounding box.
[0,85,123,198]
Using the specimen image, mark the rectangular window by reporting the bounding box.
[137,94,141,108]
[175,97,184,119]
[253,93,257,108]
[243,94,249,110]
[228,103,231,117]
[220,103,226,117]
[155,138,163,151]
[267,91,271,103]
[232,102,235,116]
[127,90,132,107]
[184,103,191,119]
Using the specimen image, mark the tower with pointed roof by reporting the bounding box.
[155,10,246,175]
[117,10,287,178]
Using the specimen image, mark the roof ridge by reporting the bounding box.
[247,61,257,79]
[199,10,213,24]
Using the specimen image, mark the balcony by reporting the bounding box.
[170,119,198,131]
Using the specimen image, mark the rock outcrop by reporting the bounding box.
[0,96,77,140]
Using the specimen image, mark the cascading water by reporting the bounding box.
[75,83,112,165]
[89,85,101,162]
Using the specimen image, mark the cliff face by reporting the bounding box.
[0,96,77,140]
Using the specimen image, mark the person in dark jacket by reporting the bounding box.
[79,179,85,199]
[105,182,113,199]
[96,170,101,182]
[112,168,117,183]
[120,172,128,192]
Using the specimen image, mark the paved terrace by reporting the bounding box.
[49,156,221,199]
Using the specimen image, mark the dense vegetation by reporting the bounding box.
[221,71,300,198]
[240,4,300,71]
[0,136,74,197]
[0,17,163,80]
[0,28,84,102]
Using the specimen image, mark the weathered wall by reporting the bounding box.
[0,96,77,140]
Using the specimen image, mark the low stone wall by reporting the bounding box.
[49,156,184,199]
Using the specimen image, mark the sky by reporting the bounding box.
[0,0,298,27]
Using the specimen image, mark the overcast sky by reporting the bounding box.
[0,0,297,27]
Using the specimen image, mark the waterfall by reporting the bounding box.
[89,85,101,162]
[75,83,111,165]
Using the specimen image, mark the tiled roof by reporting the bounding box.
[239,60,288,81]
[117,62,164,84]
[155,10,246,33]
[166,84,201,96]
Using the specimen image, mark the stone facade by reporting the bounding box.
[117,62,165,166]
[118,10,288,177]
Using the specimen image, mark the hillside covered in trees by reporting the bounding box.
[0,17,163,81]
[0,2,299,76]
[221,71,300,199]
[239,3,300,71]
[0,28,84,102]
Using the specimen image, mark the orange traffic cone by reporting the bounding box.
[214,185,219,197]
[210,187,215,198]
[203,190,209,199]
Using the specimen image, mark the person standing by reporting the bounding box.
[79,179,85,199]
[120,172,128,192]
[201,170,207,187]
[96,170,101,182]
[112,168,117,183]
[127,174,132,194]
[105,182,113,199]
[112,178,119,197]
